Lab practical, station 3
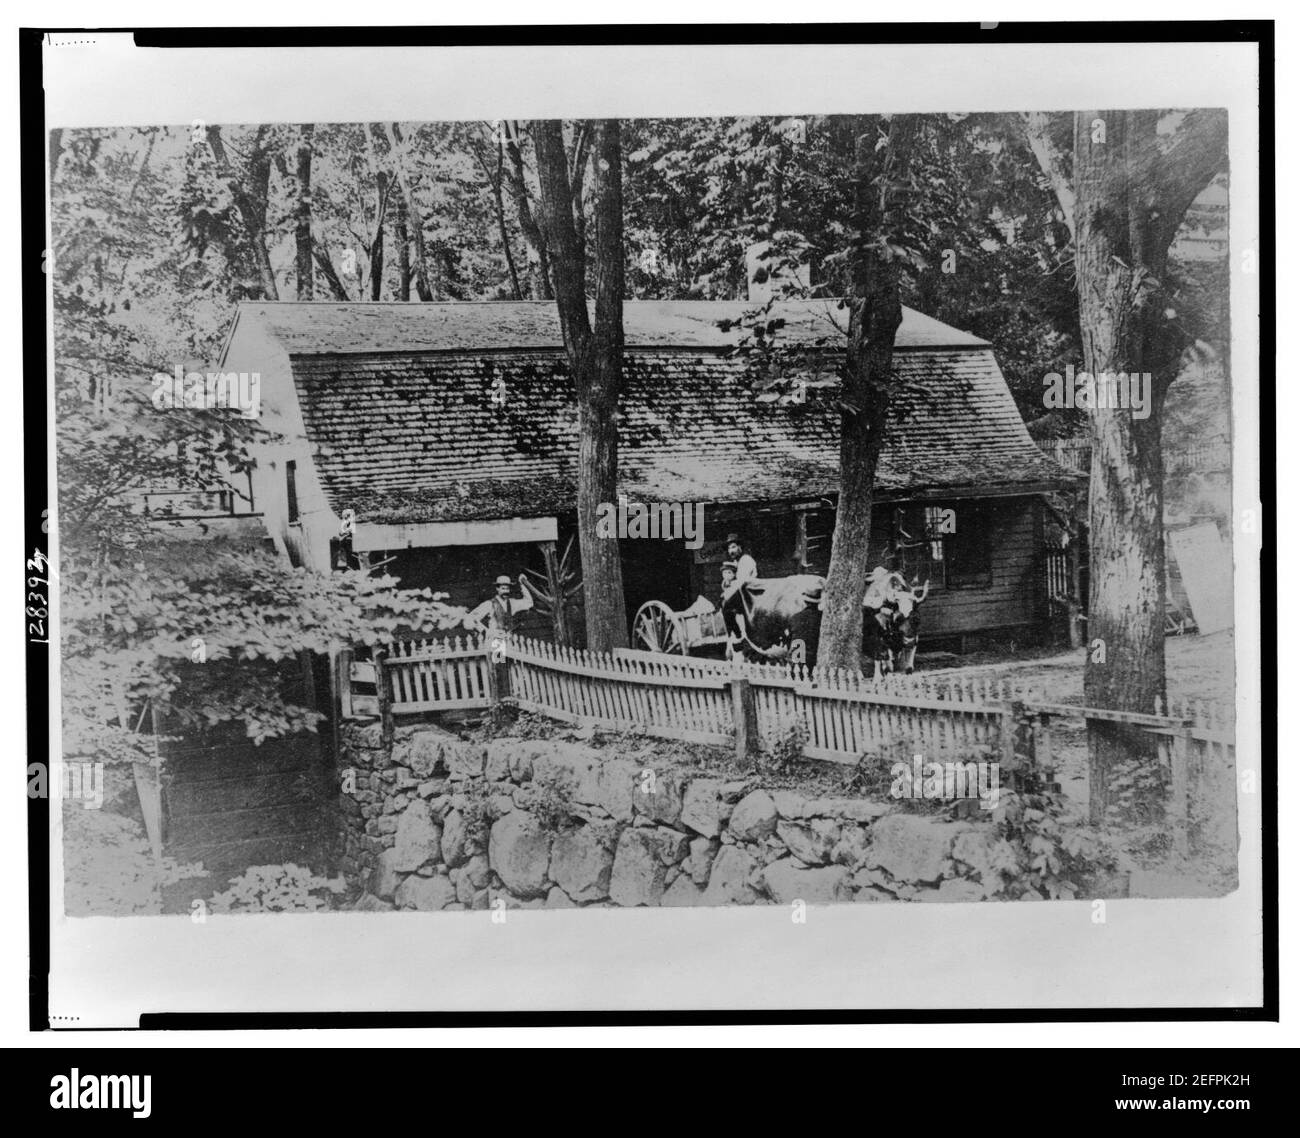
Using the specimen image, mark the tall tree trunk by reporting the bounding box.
[386,123,434,300]
[1073,110,1172,819]
[294,124,314,300]
[205,124,279,300]
[312,243,351,300]
[394,193,411,301]
[506,125,554,299]
[533,118,628,653]
[368,170,387,300]
[818,118,915,671]
[1027,109,1227,823]
[492,143,523,299]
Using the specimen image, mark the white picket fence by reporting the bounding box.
[340,635,495,718]
[340,633,1237,854]
[346,634,1084,763]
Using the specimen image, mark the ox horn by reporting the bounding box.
[912,579,930,602]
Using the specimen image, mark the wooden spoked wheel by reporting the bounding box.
[633,600,687,655]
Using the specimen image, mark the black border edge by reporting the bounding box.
[23,27,52,1033]
[27,20,1276,1031]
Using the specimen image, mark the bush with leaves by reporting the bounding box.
[949,722,1123,900]
[763,717,809,776]
[207,863,346,913]
[517,768,580,834]
[459,779,504,850]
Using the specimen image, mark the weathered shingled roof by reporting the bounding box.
[280,345,1068,525]
[235,298,989,354]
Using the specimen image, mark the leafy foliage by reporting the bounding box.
[516,768,580,834]
[949,719,1123,900]
[62,800,208,916]
[207,863,346,913]
[763,717,809,776]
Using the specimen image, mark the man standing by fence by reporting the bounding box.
[466,574,534,636]
[466,575,533,699]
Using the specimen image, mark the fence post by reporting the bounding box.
[1087,717,1107,827]
[730,678,759,767]
[485,634,503,707]
[1033,711,1058,792]
[337,648,354,720]
[373,647,393,747]
[1168,730,1190,856]
[999,704,1017,771]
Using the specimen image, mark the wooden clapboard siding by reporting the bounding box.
[894,496,1044,637]
[370,494,1047,660]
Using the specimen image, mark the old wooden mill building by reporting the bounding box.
[220,299,1073,654]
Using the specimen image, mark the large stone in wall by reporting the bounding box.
[550,824,615,902]
[680,779,731,838]
[586,758,641,822]
[729,790,779,842]
[776,817,841,866]
[483,746,510,782]
[653,826,691,866]
[661,875,706,908]
[804,798,892,824]
[371,846,402,899]
[395,873,457,911]
[866,815,967,884]
[702,845,762,905]
[488,811,553,899]
[761,858,852,904]
[830,823,871,870]
[392,728,454,779]
[770,790,809,820]
[446,740,488,781]
[633,770,685,826]
[346,722,387,750]
[463,853,491,890]
[393,798,442,873]
[441,810,470,868]
[770,790,891,824]
[609,827,667,906]
[530,744,640,819]
[921,878,986,903]
[684,836,719,886]
[545,886,574,909]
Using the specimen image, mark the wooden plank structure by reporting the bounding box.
[346,635,495,718]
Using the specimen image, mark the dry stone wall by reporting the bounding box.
[334,723,999,910]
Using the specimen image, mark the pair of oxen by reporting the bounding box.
[720,566,930,676]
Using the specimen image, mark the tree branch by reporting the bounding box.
[1021,111,1076,241]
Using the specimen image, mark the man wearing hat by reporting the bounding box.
[466,573,533,635]
[724,533,758,588]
